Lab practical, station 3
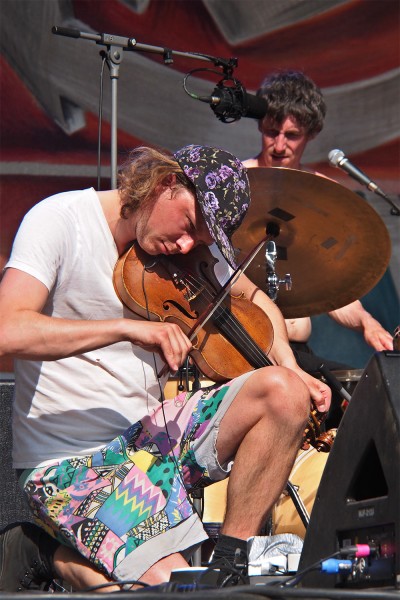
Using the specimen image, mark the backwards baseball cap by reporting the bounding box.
[173,145,251,268]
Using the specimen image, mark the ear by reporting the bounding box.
[162,173,177,187]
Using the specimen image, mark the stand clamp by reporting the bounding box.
[265,241,292,302]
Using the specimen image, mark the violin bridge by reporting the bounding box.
[172,272,191,300]
[184,285,205,302]
[172,271,202,303]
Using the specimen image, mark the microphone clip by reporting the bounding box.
[210,77,247,123]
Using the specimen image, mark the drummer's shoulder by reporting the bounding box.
[301,165,337,183]
[242,157,259,168]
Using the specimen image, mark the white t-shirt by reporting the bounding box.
[7,188,167,467]
[7,188,232,469]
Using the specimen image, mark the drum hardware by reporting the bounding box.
[273,445,333,539]
[190,487,204,567]
[265,240,292,302]
[285,481,310,529]
[317,366,363,415]
[318,363,352,409]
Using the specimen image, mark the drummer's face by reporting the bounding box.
[259,115,311,169]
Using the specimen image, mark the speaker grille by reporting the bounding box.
[0,381,33,529]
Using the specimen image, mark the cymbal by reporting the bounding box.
[232,167,391,318]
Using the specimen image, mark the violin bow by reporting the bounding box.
[188,235,271,342]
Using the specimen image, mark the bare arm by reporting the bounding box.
[0,268,192,371]
[328,300,393,351]
[232,273,331,412]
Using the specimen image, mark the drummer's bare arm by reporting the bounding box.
[233,273,331,411]
[285,317,312,342]
[328,300,393,351]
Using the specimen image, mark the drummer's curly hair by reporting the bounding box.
[257,70,326,137]
[118,146,194,218]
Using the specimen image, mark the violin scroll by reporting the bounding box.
[302,403,336,452]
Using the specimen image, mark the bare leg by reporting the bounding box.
[216,366,310,537]
[53,545,121,592]
[54,545,190,591]
[134,553,190,588]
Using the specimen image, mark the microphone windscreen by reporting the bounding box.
[328,149,345,166]
[243,93,268,119]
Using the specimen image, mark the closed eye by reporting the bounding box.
[187,217,196,233]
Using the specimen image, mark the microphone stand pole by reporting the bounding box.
[52,26,237,188]
[374,190,400,217]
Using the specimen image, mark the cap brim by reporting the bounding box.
[196,190,237,268]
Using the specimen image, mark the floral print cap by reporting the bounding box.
[173,145,251,268]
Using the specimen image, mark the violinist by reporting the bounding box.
[0,145,330,591]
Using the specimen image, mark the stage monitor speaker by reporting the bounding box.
[0,380,33,529]
[298,351,399,590]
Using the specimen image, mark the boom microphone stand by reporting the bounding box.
[52,26,237,188]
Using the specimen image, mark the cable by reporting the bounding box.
[283,543,378,588]
[283,550,342,587]
[141,268,199,519]
[183,67,224,102]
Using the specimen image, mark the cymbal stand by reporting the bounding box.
[286,481,310,529]
[52,26,237,188]
[265,241,292,302]
[318,363,352,406]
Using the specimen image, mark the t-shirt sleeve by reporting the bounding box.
[5,197,76,292]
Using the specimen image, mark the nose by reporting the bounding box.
[274,133,287,153]
[176,234,195,254]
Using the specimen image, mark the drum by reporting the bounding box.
[316,368,363,427]
[164,376,216,398]
[202,445,332,541]
[202,478,228,538]
[330,368,363,394]
[318,368,363,398]
[272,445,331,539]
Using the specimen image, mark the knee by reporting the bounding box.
[251,366,310,422]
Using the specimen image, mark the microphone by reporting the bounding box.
[328,149,386,195]
[328,149,400,216]
[207,79,267,123]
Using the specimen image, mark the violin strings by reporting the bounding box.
[181,270,267,363]
[179,269,271,368]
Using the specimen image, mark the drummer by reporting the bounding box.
[243,69,393,425]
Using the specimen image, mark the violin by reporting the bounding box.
[113,243,330,451]
[113,242,274,382]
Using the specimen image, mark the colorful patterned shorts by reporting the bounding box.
[20,372,252,582]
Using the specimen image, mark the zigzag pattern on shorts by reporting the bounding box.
[95,464,166,536]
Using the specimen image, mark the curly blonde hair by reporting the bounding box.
[118,146,195,219]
